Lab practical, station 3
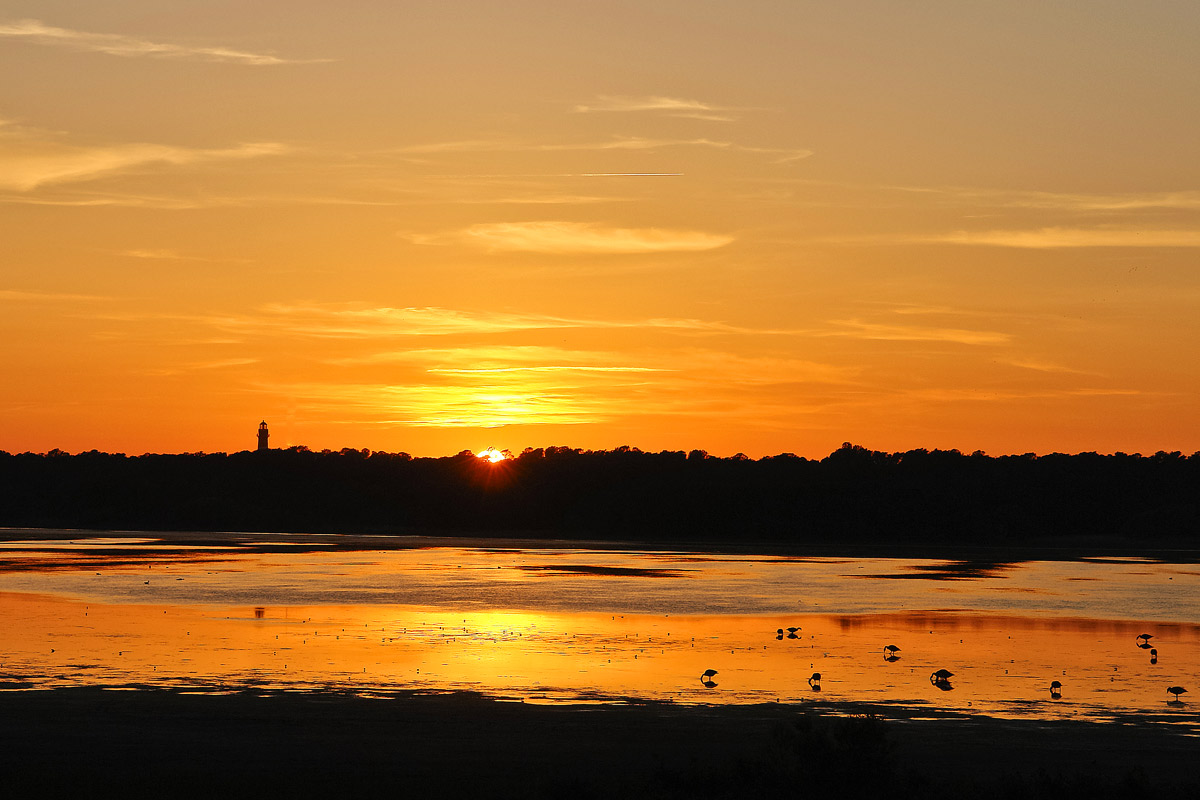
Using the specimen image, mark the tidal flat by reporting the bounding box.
[2,528,1198,797]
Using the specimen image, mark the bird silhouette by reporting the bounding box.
[1136,633,1154,644]
[1150,648,1158,664]
[808,672,821,690]
[1167,686,1187,701]
[701,669,718,681]
[787,627,800,634]
[930,669,954,684]
[1049,680,1062,698]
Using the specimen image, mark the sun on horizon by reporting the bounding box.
[476,447,508,464]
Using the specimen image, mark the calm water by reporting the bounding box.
[1,530,1197,729]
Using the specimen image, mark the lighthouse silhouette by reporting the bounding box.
[257,421,269,452]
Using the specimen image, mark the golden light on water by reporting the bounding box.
[1,534,1198,725]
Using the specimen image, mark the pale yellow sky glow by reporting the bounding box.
[2,2,1198,456]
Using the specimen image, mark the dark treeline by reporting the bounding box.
[1,443,1197,545]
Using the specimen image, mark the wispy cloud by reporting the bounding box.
[1003,358,1094,375]
[572,95,737,121]
[0,289,111,303]
[928,228,1200,248]
[0,135,288,191]
[145,357,259,377]
[118,248,251,264]
[436,221,733,254]
[261,381,613,428]
[240,304,758,338]
[260,344,859,430]
[431,365,665,374]
[101,304,806,345]
[822,319,1011,345]
[394,136,811,164]
[898,184,1200,213]
[121,249,190,260]
[0,19,322,65]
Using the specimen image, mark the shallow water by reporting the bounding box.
[1,531,1197,729]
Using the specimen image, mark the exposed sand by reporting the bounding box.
[1,687,1197,798]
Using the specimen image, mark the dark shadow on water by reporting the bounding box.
[857,559,1020,581]
[514,564,692,578]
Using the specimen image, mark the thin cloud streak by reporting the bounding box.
[572,95,737,121]
[0,289,112,303]
[1003,358,1094,375]
[260,347,860,430]
[0,139,288,191]
[898,184,1200,212]
[96,304,799,340]
[430,366,667,374]
[929,228,1200,248]
[0,19,322,65]
[822,320,1011,345]
[393,136,810,163]
[264,382,612,428]
[452,221,734,254]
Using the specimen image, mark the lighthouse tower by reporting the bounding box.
[257,421,269,452]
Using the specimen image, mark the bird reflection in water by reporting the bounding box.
[701,669,718,688]
[1150,648,1158,665]
[883,645,900,662]
[808,672,821,691]
[1049,680,1062,699]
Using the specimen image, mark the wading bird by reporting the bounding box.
[808,672,821,689]
[883,645,900,656]
[930,669,954,684]
[1050,680,1062,698]
[701,669,718,681]
[1167,686,1187,701]
[1150,648,1158,664]
[1136,633,1154,644]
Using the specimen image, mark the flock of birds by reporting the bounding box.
[700,630,1189,704]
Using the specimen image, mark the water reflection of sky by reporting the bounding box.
[1,531,1197,728]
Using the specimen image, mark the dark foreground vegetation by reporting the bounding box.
[1,688,1197,799]
[1,444,1197,545]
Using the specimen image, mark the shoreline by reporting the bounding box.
[4,525,1199,564]
[2,686,1198,798]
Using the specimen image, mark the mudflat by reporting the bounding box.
[1,687,1197,799]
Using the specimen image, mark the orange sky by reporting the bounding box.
[2,2,1198,457]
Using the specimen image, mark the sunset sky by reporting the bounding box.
[3,1,1198,457]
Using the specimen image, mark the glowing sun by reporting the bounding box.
[477,447,507,463]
